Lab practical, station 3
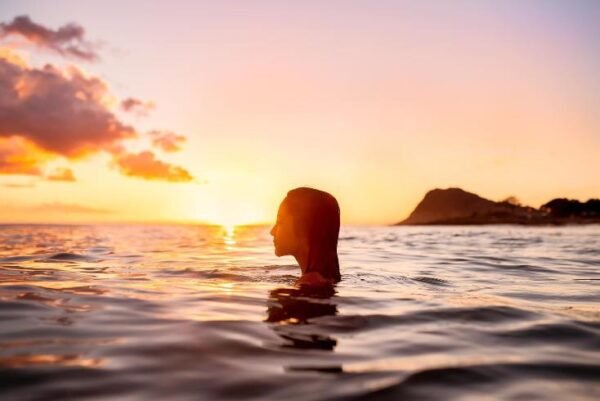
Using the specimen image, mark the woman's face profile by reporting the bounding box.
[270,201,301,257]
[270,187,341,283]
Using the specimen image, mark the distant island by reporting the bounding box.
[397,188,600,225]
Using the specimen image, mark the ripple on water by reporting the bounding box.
[0,256,37,263]
[0,224,599,401]
[493,321,600,350]
[38,253,102,263]
[340,362,600,401]
[309,305,538,335]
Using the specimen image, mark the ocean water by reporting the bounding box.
[0,224,598,401]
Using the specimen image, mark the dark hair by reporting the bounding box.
[284,187,341,281]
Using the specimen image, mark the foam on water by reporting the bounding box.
[0,224,599,400]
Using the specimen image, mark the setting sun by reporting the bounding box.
[191,197,268,227]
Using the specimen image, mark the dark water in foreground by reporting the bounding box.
[0,224,599,401]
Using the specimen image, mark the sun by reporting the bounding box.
[192,198,268,227]
[207,209,263,227]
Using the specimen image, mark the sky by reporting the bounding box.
[0,0,598,225]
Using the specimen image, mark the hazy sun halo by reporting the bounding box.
[192,201,267,227]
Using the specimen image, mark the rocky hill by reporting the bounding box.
[397,188,599,225]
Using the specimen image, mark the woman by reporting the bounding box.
[270,187,341,285]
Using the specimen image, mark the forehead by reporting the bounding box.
[277,199,292,219]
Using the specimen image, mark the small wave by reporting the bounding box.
[473,260,556,273]
[339,236,358,241]
[38,253,101,263]
[346,272,412,285]
[408,305,537,323]
[578,247,600,256]
[51,285,107,295]
[494,322,600,349]
[183,269,250,281]
[286,365,343,373]
[494,236,543,244]
[344,361,600,400]
[411,276,449,286]
[311,305,536,333]
[257,264,299,271]
[87,246,114,254]
[159,266,299,284]
[0,255,36,263]
[0,299,50,313]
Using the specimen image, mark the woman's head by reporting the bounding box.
[270,187,340,282]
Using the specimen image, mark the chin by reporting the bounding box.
[274,247,286,257]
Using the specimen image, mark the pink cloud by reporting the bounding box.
[0,32,194,183]
[0,136,44,175]
[46,167,75,182]
[0,58,136,156]
[150,130,186,152]
[121,97,155,116]
[0,15,99,61]
[113,150,193,182]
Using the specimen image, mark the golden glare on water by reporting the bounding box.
[223,224,236,247]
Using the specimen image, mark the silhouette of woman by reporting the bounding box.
[270,187,341,285]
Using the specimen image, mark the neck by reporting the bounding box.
[293,245,310,275]
[294,246,339,281]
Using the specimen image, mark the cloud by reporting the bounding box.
[0,47,27,67]
[30,202,113,214]
[113,150,193,182]
[121,97,154,116]
[46,167,75,182]
[0,48,193,183]
[0,57,135,156]
[0,136,46,175]
[150,130,186,152]
[1,182,35,189]
[0,15,99,61]
[0,16,194,184]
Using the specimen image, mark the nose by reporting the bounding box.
[270,225,276,237]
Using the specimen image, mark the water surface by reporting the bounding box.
[0,224,599,400]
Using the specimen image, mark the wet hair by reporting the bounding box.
[283,187,341,282]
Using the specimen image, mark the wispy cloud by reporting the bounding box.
[121,97,155,116]
[1,182,35,189]
[112,150,193,182]
[0,15,99,61]
[30,202,113,214]
[46,167,76,182]
[150,130,186,153]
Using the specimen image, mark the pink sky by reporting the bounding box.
[0,1,598,224]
